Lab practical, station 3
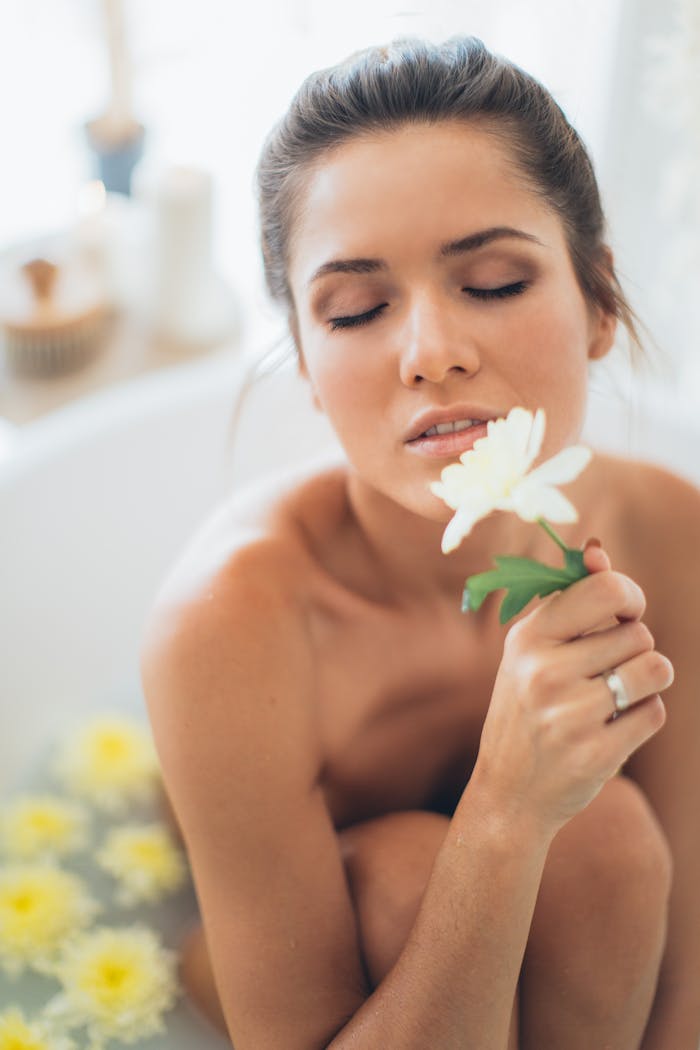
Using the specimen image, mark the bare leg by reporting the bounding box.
[177,777,671,1049]
[519,775,673,1050]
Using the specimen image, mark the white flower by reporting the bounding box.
[429,406,592,554]
[96,824,188,906]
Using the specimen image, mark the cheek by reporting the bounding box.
[312,345,384,427]
[506,300,590,442]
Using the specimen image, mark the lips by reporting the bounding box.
[404,405,501,443]
[406,421,491,458]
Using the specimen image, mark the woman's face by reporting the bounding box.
[287,121,615,523]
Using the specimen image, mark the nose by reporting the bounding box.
[398,289,481,386]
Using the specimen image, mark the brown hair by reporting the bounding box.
[254,34,646,365]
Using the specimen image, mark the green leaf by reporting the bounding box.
[462,549,590,625]
[563,547,586,576]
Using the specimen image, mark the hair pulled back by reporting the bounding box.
[255,35,643,358]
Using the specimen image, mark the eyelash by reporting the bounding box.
[328,281,529,330]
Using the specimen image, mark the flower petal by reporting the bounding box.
[482,408,527,471]
[430,457,498,509]
[48,926,178,1045]
[524,408,546,471]
[430,465,474,499]
[441,503,490,552]
[524,445,592,486]
[511,480,580,522]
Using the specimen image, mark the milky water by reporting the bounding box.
[0,715,232,1049]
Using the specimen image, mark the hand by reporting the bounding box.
[472,538,674,838]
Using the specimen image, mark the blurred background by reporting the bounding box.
[0,0,699,441]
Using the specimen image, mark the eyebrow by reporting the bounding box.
[306,226,547,288]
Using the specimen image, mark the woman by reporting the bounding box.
[141,37,700,1049]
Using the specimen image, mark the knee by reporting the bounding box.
[539,775,672,1011]
[339,810,451,989]
[340,809,450,920]
[573,775,673,924]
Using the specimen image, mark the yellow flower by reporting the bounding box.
[0,796,89,861]
[0,1007,74,1050]
[0,865,99,976]
[0,1008,76,1050]
[45,926,179,1049]
[429,406,592,553]
[96,824,188,905]
[53,715,160,813]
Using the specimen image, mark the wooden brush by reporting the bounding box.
[1,257,107,377]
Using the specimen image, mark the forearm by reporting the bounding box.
[328,774,553,1050]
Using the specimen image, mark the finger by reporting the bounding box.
[595,693,668,774]
[604,688,669,760]
[580,541,618,631]
[566,619,655,677]
[582,540,611,575]
[535,570,646,642]
[594,648,674,722]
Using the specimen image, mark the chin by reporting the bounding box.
[391,488,454,526]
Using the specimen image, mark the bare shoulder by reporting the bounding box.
[591,451,700,639]
[139,456,350,777]
[579,446,700,541]
[143,454,348,631]
[622,454,700,537]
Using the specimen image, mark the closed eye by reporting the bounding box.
[465,280,529,301]
[329,303,389,331]
[328,281,529,331]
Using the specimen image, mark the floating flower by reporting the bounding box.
[0,796,90,861]
[0,865,99,977]
[45,926,179,1049]
[429,406,593,623]
[0,1007,76,1050]
[96,824,188,906]
[53,715,160,813]
[429,406,592,554]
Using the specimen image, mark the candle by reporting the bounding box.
[148,166,214,340]
[134,164,239,345]
[103,0,132,136]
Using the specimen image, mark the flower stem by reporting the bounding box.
[536,517,569,553]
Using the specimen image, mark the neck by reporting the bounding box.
[345,469,547,613]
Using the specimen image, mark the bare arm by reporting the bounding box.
[143,539,669,1050]
[142,539,370,1049]
[328,777,551,1050]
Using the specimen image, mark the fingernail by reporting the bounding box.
[584,537,602,549]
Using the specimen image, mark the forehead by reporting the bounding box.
[288,121,562,293]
